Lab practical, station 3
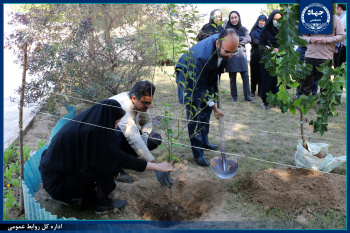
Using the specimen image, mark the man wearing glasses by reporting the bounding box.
[110,81,173,188]
[176,29,239,166]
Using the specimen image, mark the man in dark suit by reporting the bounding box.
[176,29,239,166]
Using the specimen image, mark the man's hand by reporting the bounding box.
[317,38,327,44]
[310,38,318,44]
[115,172,120,180]
[154,171,174,189]
[212,105,224,120]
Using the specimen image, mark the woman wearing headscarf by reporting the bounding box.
[225,11,254,102]
[249,14,267,97]
[259,10,282,110]
[39,99,174,213]
[196,9,224,42]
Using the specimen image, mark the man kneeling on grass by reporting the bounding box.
[109,80,173,188]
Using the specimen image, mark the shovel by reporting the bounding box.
[210,75,238,179]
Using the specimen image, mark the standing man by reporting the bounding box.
[334,4,346,67]
[110,81,173,188]
[176,29,239,166]
[300,13,345,96]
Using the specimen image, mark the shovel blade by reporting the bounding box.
[210,157,238,179]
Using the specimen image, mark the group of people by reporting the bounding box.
[177,6,345,166]
[40,81,174,214]
[39,5,346,215]
[196,6,346,109]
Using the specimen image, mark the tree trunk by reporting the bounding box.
[299,109,307,150]
[19,43,28,215]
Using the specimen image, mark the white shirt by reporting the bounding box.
[110,92,155,162]
[206,56,223,107]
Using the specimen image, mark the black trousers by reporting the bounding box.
[41,171,116,206]
[335,45,346,68]
[260,63,278,106]
[301,58,332,96]
[229,71,250,99]
[250,48,262,95]
[186,99,212,158]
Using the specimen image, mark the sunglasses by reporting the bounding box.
[213,15,221,19]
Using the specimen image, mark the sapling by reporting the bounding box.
[260,4,346,150]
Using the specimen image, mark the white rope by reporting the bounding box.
[35,111,346,177]
[18,82,347,142]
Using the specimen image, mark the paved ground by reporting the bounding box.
[3,48,38,150]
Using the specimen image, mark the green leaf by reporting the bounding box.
[170,155,181,162]
[289,105,296,115]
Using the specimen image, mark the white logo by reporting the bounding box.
[301,3,331,34]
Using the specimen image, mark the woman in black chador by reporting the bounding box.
[225,11,254,102]
[259,10,282,110]
[249,14,267,97]
[39,99,173,213]
[196,9,224,42]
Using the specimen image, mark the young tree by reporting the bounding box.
[260,4,346,149]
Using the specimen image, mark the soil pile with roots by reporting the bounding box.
[241,168,346,213]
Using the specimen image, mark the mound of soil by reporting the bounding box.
[241,168,346,213]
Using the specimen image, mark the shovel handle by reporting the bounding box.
[217,75,226,161]
[219,115,226,160]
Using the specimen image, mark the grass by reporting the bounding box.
[151,66,346,170]
[5,66,346,227]
[3,140,47,220]
[150,65,346,229]
[308,210,347,229]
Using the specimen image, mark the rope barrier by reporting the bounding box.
[17,82,347,142]
[34,111,346,177]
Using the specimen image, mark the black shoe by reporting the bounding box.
[250,93,255,97]
[115,171,134,183]
[263,105,270,110]
[194,155,210,167]
[95,199,127,214]
[245,96,255,103]
[49,196,79,206]
[232,98,237,102]
[203,143,219,150]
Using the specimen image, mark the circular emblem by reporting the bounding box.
[301,3,331,34]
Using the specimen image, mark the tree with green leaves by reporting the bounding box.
[5,4,194,109]
[260,4,346,149]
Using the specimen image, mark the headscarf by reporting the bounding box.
[197,9,224,41]
[39,99,127,177]
[259,10,281,48]
[209,9,222,25]
[249,15,267,39]
[225,11,247,36]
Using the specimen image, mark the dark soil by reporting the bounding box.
[241,168,346,214]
